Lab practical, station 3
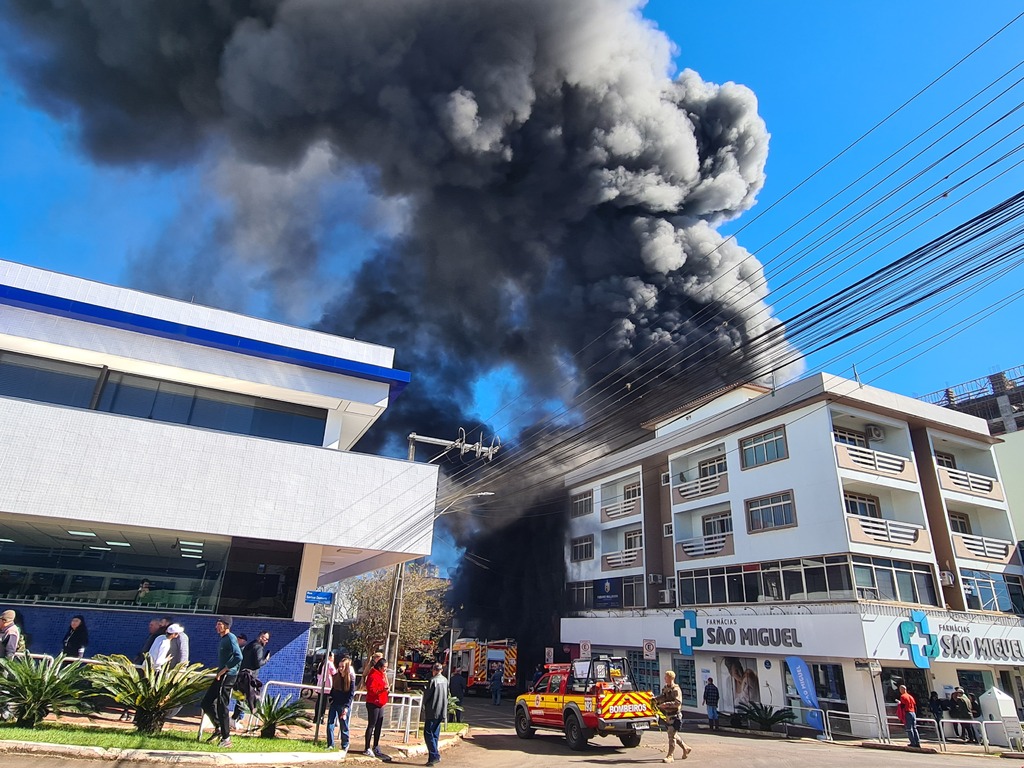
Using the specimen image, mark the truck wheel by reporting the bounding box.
[564,713,589,751]
[515,708,535,739]
[618,732,642,748]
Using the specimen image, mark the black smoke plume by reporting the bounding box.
[2,0,797,661]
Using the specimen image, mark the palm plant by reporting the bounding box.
[0,654,94,727]
[735,702,797,731]
[89,655,211,734]
[447,695,463,723]
[251,694,312,738]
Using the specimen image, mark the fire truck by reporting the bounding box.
[450,637,518,691]
[514,656,656,750]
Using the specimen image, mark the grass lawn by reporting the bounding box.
[0,722,326,753]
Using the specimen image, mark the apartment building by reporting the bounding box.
[562,373,1023,731]
[0,259,439,681]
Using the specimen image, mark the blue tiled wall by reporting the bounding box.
[9,605,309,685]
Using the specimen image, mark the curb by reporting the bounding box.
[860,741,938,754]
[0,730,467,764]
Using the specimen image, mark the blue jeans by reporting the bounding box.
[326,700,350,750]
[905,711,920,747]
[707,705,718,721]
[492,686,502,705]
[424,718,442,761]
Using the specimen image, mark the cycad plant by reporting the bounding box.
[735,701,797,731]
[89,655,211,734]
[251,694,311,738]
[0,654,94,727]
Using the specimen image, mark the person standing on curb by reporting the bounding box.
[201,617,242,749]
[421,663,449,767]
[702,677,720,731]
[654,670,692,762]
[363,656,390,758]
[896,684,921,748]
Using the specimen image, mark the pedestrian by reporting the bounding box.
[949,687,975,743]
[928,691,943,725]
[121,617,169,722]
[315,650,337,725]
[490,664,503,705]
[422,662,449,766]
[0,610,21,659]
[896,684,921,748]
[362,656,390,758]
[164,624,190,719]
[134,579,152,605]
[968,691,982,743]
[703,676,720,731]
[532,663,544,689]
[61,615,89,658]
[326,653,355,754]
[200,617,242,749]
[234,630,271,729]
[654,670,692,762]
[449,668,467,723]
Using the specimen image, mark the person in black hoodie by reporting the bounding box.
[61,615,88,657]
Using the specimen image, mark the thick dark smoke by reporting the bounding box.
[2,0,797,662]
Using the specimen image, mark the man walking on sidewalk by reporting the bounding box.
[703,677,720,731]
[201,617,242,748]
[422,663,449,766]
[896,684,922,748]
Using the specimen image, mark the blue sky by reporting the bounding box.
[1,1,1021,409]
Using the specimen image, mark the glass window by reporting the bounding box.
[948,512,971,535]
[698,456,728,477]
[805,565,828,600]
[623,481,642,501]
[679,575,696,606]
[710,574,726,603]
[217,537,302,618]
[703,512,733,537]
[627,651,660,695]
[663,522,673,538]
[960,569,1024,615]
[568,581,593,610]
[571,491,593,518]
[844,492,880,518]
[747,492,795,532]
[740,427,788,468]
[673,657,698,706]
[827,563,855,600]
[896,570,917,603]
[623,576,645,608]
[624,529,643,550]
[935,451,957,469]
[743,571,762,602]
[570,535,594,562]
[0,351,101,409]
[833,427,867,447]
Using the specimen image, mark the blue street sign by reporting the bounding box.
[305,590,334,605]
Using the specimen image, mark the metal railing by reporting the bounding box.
[783,704,831,740]
[837,443,913,477]
[938,467,1002,499]
[348,691,422,744]
[601,499,640,520]
[938,718,1012,754]
[676,532,732,558]
[956,532,1013,560]
[673,473,728,501]
[826,710,886,742]
[886,714,945,751]
[602,548,642,568]
[850,515,924,546]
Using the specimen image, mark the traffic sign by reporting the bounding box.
[579,640,592,658]
[305,590,334,605]
[544,646,554,664]
[643,639,657,660]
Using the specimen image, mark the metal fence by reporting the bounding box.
[825,710,885,741]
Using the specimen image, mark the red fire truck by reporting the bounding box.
[451,637,518,691]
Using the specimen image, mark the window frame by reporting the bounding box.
[570,491,594,518]
[622,575,646,609]
[948,512,972,535]
[622,481,642,502]
[623,529,643,551]
[702,511,733,537]
[739,426,789,470]
[663,522,673,538]
[935,451,957,469]
[698,455,728,478]
[745,491,797,534]
[833,427,867,447]
[570,534,595,562]
[843,491,881,518]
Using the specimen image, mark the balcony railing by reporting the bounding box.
[937,467,1005,502]
[952,532,1015,563]
[600,498,641,524]
[846,515,929,552]
[675,532,735,562]
[602,548,643,570]
[672,473,729,504]
[834,443,917,483]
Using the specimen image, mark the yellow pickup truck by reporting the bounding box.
[514,656,657,750]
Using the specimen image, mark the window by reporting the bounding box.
[666,577,677,605]
[623,481,642,501]
[853,556,939,606]
[627,650,660,694]
[949,512,972,535]
[703,512,733,537]
[746,492,795,532]
[961,569,1024,614]
[623,576,645,608]
[570,535,594,562]
[568,581,593,610]
[0,351,101,409]
[698,456,728,477]
[661,472,671,486]
[833,427,867,447]
[624,529,643,551]
[571,491,593,518]
[935,451,957,469]
[740,427,788,468]
[844,492,881,518]
[663,522,673,538]
[673,657,698,706]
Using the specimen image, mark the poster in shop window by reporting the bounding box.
[718,656,760,713]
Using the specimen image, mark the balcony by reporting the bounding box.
[952,532,1015,564]
[672,473,729,504]
[937,467,1005,502]
[675,532,735,563]
[835,443,917,483]
[600,498,641,524]
[846,515,930,552]
[602,548,643,570]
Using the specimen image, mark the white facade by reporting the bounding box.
[561,373,1024,732]
[0,259,439,622]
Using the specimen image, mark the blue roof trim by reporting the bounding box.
[0,284,410,400]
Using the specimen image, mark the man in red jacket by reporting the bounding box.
[896,685,921,748]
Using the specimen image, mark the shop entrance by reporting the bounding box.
[880,667,929,718]
[956,669,993,698]
[783,660,848,729]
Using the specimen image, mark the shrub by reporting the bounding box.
[89,655,211,734]
[735,702,797,731]
[0,655,94,728]
[251,694,311,738]
[447,695,463,722]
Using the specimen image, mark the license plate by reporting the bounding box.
[633,723,650,731]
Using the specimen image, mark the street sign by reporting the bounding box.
[544,647,554,664]
[643,639,657,660]
[579,640,592,659]
[305,590,334,605]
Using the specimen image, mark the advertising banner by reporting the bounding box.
[785,656,824,731]
[594,577,623,609]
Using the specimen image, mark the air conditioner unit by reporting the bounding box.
[866,424,886,442]
[647,573,664,585]
[939,570,956,587]
[658,589,673,605]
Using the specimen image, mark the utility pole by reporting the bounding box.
[382,430,499,683]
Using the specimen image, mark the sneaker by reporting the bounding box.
[339,748,348,758]
[373,748,385,757]
[218,738,232,749]
[663,758,674,764]
[363,750,376,757]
